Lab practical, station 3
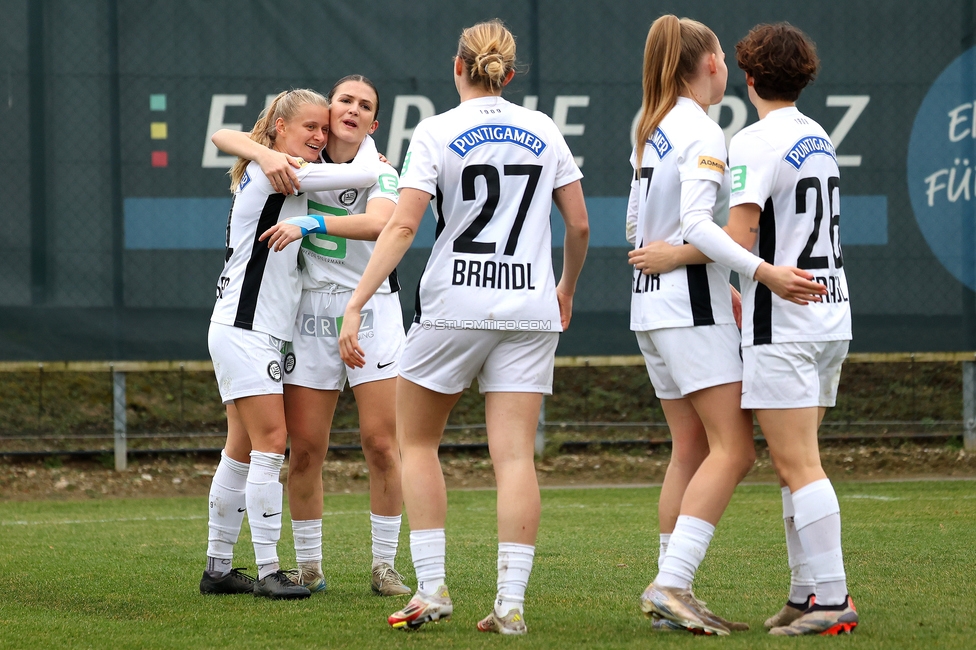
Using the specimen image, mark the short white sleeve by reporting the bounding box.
[729,131,776,208]
[550,122,584,189]
[398,119,439,196]
[677,125,727,184]
[367,162,400,205]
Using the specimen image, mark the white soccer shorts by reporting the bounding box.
[399,325,559,395]
[284,290,405,390]
[208,321,287,404]
[635,323,743,400]
[741,340,849,409]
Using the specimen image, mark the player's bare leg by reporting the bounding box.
[658,399,709,559]
[760,407,856,635]
[681,382,755,524]
[388,377,461,629]
[224,403,251,463]
[397,376,459,531]
[641,383,753,634]
[352,378,410,595]
[473,391,542,636]
[759,408,826,490]
[234,393,309,599]
[766,470,816,628]
[282,385,340,592]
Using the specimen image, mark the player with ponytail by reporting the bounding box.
[626,15,825,636]
[201,87,380,600]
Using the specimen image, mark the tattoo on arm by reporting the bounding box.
[749,227,759,233]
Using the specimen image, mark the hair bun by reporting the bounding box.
[476,52,505,82]
[458,20,517,90]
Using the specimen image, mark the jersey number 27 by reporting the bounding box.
[453,164,542,256]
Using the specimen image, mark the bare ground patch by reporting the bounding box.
[1,442,973,502]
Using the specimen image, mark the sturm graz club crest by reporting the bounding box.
[283,352,296,374]
[339,189,358,206]
[267,360,282,382]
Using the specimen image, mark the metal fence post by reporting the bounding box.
[535,395,546,457]
[964,361,976,451]
[113,368,127,470]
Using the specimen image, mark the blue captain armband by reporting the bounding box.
[282,215,327,236]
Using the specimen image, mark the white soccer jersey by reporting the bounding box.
[729,106,852,347]
[399,96,582,332]
[302,136,401,294]
[210,141,380,340]
[629,97,735,331]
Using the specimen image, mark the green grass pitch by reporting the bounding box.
[1,480,973,648]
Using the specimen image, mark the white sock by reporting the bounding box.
[658,533,671,572]
[246,450,285,579]
[206,450,250,575]
[656,515,715,590]
[293,519,323,569]
[410,528,446,596]
[781,487,816,604]
[496,542,535,616]
[371,513,401,568]
[792,479,848,606]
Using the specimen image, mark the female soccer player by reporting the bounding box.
[213,76,411,598]
[337,19,589,635]
[727,23,857,636]
[201,88,379,600]
[626,15,827,635]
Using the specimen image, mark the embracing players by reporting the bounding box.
[211,76,411,597]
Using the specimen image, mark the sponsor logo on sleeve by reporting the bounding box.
[449,124,548,158]
[730,166,747,192]
[784,136,837,170]
[239,171,250,191]
[697,156,726,173]
[377,173,399,194]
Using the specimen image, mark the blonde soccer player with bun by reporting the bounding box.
[625,15,827,636]
[202,88,379,600]
[338,19,589,636]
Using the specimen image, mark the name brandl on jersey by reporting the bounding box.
[445,122,546,292]
[399,96,580,332]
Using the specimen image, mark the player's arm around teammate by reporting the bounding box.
[626,16,761,636]
[727,24,857,636]
[211,77,412,596]
[338,20,588,635]
[202,89,379,601]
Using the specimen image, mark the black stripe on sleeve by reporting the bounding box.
[752,197,776,345]
[683,254,715,327]
[234,194,287,329]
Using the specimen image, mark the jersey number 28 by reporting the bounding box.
[796,176,843,270]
